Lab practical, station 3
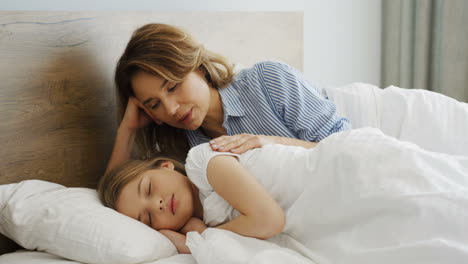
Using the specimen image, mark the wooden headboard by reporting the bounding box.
[0,11,303,254]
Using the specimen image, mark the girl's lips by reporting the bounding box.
[171,194,176,215]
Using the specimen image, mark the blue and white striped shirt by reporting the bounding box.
[185,60,350,147]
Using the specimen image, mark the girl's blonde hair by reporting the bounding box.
[98,157,186,210]
[115,23,235,161]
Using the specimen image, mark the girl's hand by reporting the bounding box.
[209,134,277,154]
[159,229,191,254]
[120,97,153,131]
[180,217,208,235]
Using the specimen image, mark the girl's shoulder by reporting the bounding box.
[185,143,241,191]
[185,143,240,174]
[185,143,213,191]
[185,143,213,168]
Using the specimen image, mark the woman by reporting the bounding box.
[106,23,350,174]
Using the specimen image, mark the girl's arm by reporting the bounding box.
[206,155,285,239]
[159,218,207,254]
[180,217,208,235]
[159,229,191,254]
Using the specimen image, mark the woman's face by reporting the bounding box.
[116,162,195,231]
[131,69,212,130]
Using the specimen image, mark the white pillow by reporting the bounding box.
[0,250,197,264]
[0,250,79,264]
[0,180,177,264]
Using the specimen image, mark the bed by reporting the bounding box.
[2,10,468,264]
[0,11,303,261]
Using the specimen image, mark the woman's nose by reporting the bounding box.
[163,99,179,116]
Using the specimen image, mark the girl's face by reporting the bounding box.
[116,162,195,231]
[131,69,212,130]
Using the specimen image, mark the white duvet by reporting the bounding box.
[182,84,468,263]
[326,83,468,156]
[186,127,468,264]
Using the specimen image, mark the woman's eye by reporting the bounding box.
[151,102,159,109]
[168,84,178,92]
[148,182,152,195]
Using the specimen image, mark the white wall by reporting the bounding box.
[305,0,382,88]
[0,0,382,88]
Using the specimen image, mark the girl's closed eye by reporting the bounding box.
[147,181,153,226]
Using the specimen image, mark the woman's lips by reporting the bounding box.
[179,109,192,125]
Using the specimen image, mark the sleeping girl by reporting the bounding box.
[98,128,468,261]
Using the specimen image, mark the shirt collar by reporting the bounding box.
[218,82,245,117]
[185,81,246,147]
[185,129,211,147]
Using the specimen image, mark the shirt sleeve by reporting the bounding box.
[185,143,240,191]
[255,60,351,142]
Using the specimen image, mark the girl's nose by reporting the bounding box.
[157,198,167,212]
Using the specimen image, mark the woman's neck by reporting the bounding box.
[201,86,226,138]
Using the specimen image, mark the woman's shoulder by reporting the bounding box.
[253,59,291,68]
[231,60,297,88]
[236,60,295,77]
[250,60,295,73]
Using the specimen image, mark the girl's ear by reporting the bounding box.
[159,161,175,170]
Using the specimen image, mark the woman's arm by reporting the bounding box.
[210,61,348,154]
[104,126,136,175]
[206,155,285,239]
[105,97,152,175]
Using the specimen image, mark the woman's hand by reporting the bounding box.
[120,96,153,131]
[180,217,208,235]
[209,134,277,154]
[159,229,191,254]
[209,134,318,154]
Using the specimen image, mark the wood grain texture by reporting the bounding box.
[0,11,303,255]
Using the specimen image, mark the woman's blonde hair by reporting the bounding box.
[98,157,186,210]
[115,23,235,161]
